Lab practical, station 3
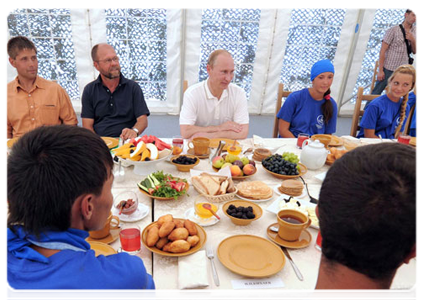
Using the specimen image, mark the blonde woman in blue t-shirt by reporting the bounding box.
[277,60,338,138]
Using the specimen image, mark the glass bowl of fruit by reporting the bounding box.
[222,199,263,226]
[114,191,139,215]
[170,154,200,172]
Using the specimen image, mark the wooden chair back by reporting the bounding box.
[350,86,380,137]
[370,61,379,92]
[403,103,415,135]
[272,83,292,138]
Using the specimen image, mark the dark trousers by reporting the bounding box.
[371,67,394,95]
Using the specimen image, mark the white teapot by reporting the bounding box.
[300,139,328,170]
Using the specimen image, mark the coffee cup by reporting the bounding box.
[88,212,120,239]
[188,137,210,156]
[277,209,311,241]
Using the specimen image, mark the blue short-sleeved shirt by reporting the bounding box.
[277,88,338,138]
[81,74,150,137]
[357,94,409,139]
[8,248,155,289]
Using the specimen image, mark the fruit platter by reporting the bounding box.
[112,135,173,175]
[137,171,189,200]
[211,153,257,180]
[262,152,307,179]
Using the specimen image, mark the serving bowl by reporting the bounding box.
[222,199,263,226]
[170,154,200,172]
[114,191,138,215]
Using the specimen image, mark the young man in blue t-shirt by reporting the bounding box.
[7,125,155,289]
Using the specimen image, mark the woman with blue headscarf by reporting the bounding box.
[277,60,338,138]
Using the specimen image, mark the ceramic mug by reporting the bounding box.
[277,209,311,241]
[88,212,120,239]
[188,137,210,155]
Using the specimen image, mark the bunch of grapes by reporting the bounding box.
[282,152,299,164]
[262,154,300,176]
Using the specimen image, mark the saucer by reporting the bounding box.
[86,227,121,244]
[266,223,312,249]
[187,148,210,159]
[88,241,117,257]
[184,207,220,227]
[111,203,149,222]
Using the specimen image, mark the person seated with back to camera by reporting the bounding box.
[357,64,415,139]
[315,143,415,289]
[7,125,155,289]
[277,59,338,138]
[179,49,249,140]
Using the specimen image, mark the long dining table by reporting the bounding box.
[107,137,416,291]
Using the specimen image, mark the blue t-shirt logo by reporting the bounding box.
[316,115,324,129]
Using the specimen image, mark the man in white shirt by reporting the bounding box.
[179,50,249,139]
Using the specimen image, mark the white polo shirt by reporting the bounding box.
[179,79,249,127]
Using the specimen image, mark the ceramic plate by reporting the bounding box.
[86,227,121,244]
[187,148,210,159]
[88,241,117,256]
[217,235,285,278]
[266,223,312,249]
[141,218,207,257]
[111,203,149,222]
[184,207,220,227]
[7,137,19,149]
[101,137,119,149]
[138,181,189,201]
[266,197,319,229]
[273,185,307,199]
[263,163,307,180]
[209,138,239,149]
[235,193,274,203]
[314,172,327,182]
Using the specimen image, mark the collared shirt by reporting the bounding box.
[179,79,249,127]
[81,74,150,137]
[7,76,78,138]
[383,24,416,71]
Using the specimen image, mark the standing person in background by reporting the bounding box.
[372,9,416,95]
[179,49,249,140]
[7,36,77,138]
[358,64,415,139]
[277,59,338,138]
[81,43,150,140]
[316,143,415,289]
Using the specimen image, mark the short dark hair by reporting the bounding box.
[7,125,114,236]
[7,36,37,59]
[318,143,415,280]
[91,44,100,62]
[405,8,420,14]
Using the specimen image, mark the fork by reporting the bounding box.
[299,176,318,204]
[206,245,220,286]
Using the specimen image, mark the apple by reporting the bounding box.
[243,164,256,176]
[212,156,225,169]
[241,157,249,165]
[230,165,242,177]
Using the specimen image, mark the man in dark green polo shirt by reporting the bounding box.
[81,43,150,139]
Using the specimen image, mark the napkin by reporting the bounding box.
[190,166,231,178]
[178,250,209,289]
[252,135,284,152]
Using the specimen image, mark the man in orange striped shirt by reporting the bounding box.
[7,36,77,138]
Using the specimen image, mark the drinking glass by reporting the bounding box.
[297,133,310,149]
[119,224,141,254]
[194,196,219,220]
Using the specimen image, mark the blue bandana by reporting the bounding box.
[7,226,90,264]
[311,60,335,81]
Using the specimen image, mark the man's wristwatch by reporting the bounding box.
[132,127,139,136]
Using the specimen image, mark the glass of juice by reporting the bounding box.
[194,196,219,220]
[297,133,310,149]
[119,224,141,254]
[397,134,411,145]
[172,135,184,155]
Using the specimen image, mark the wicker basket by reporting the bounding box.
[192,181,238,203]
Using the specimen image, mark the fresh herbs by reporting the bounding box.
[137,171,188,200]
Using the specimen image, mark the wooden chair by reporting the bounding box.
[403,103,415,135]
[370,61,379,92]
[272,83,292,138]
[350,86,380,137]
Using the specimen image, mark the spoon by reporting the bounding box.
[243,147,253,155]
[299,176,318,204]
[202,203,220,220]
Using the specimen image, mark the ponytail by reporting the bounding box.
[322,89,333,124]
[394,93,409,138]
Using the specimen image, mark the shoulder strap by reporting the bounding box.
[399,24,412,56]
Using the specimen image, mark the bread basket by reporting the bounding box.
[192,180,238,203]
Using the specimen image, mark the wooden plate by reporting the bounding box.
[328,135,343,147]
[88,241,117,256]
[209,138,239,149]
[7,137,19,149]
[141,219,207,257]
[101,137,119,149]
[217,235,285,277]
[263,163,307,179]
[138,181,189,200]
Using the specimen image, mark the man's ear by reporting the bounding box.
[9,57,16,68]
[403,244,416,264]
[80,194,95,221]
